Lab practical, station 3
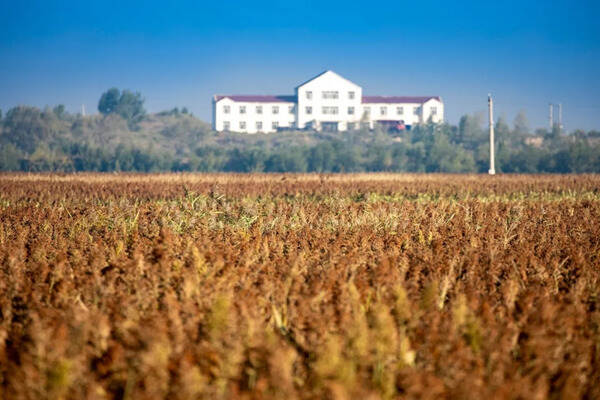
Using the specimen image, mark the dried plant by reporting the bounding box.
[0,173,599,399]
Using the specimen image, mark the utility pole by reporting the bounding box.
[488,94,495,175]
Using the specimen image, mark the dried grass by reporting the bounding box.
[0,173,599,399]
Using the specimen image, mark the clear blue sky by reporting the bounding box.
[1,0,599,130]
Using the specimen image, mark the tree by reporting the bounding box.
[98,88,121,115]
[308,142,335,172]
[495,117,510,139]
[98,88,145,123]
[428,133,475,172]
[0,143,21,171]
[495,116,514,148]
[53,104,66,119]
[513,110,529,136]
[458,113,484,150]
[115,90,145,122]
[3,106,53,153]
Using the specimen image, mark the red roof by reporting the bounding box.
[362,96,441,104]
[214,95,296,103]
[214,94,441,104]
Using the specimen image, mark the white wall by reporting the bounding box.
[360,102,422,127]
[359,99,444,128]
[421,98,444,123]
[296,71,362,131]
[214,98,295,133]
[213,71,444,133]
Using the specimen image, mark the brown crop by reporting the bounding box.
[0,173,599,399]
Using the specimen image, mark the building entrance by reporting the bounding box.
[321,122,338,132]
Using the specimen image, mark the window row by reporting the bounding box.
[224,104,437,117]
[223,105,294,115]
[222,121,281,131]
[305,106,353,115]
[222,121,369,131]
[305,91,355,100]
[361,106,437,116]
[302,105,437,116]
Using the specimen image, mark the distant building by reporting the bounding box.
[525,136,544,148]
[212,70,444,133]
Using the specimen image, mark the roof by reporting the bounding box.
[294,70,331,89]
[362,96,441,104]
[214,95,296,103]
[213,93,442,104]
[294,70,359,89]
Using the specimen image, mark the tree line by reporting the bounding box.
[0,89,599,173]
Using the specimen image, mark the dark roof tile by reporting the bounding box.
[214,95,296,103]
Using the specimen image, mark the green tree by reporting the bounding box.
[495,117,510,140]
[458,113,485,150]
[115,90,145,122]
[495,116,516,149]
[53,104,66,119]
[3,106,54,153]
[428,134,475,172]
[513,110,529,136]
[308,142,335,172]
[98,88,121,115]
[265,147,308,172]
[0,143,21,170]
[98,88,145,123]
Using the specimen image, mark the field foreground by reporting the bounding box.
[1,173,599,399]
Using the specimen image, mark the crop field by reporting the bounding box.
[0,173,599,399]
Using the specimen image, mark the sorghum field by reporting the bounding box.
[1,174,599,400]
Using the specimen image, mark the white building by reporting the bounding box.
[213,70,443,133]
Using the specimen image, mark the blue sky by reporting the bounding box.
[1,0,599,130]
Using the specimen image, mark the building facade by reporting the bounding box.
[213,70,443,133]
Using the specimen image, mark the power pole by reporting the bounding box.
[488,94,495,175]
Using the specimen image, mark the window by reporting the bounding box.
[223,105,230,114]
[348,91,355,99]
[289,105,294,114]
[239,121,246,130]
[413,106,420,116]
[322,91,339,99]
[239,105,246,114]
[364,107,371,114]
[223,121,230,130]
[256,121,263,131]
[256,105,263,114]
[347,122,356,130]
[272,106,279,114]
[380,106,387,116]
[431,107,438,115]
[397,106,404,115]
[272,121,279,130]
[348,106,355,115]
[322,106,339,114]
[306,91,312,100]
[306,106,312,115]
